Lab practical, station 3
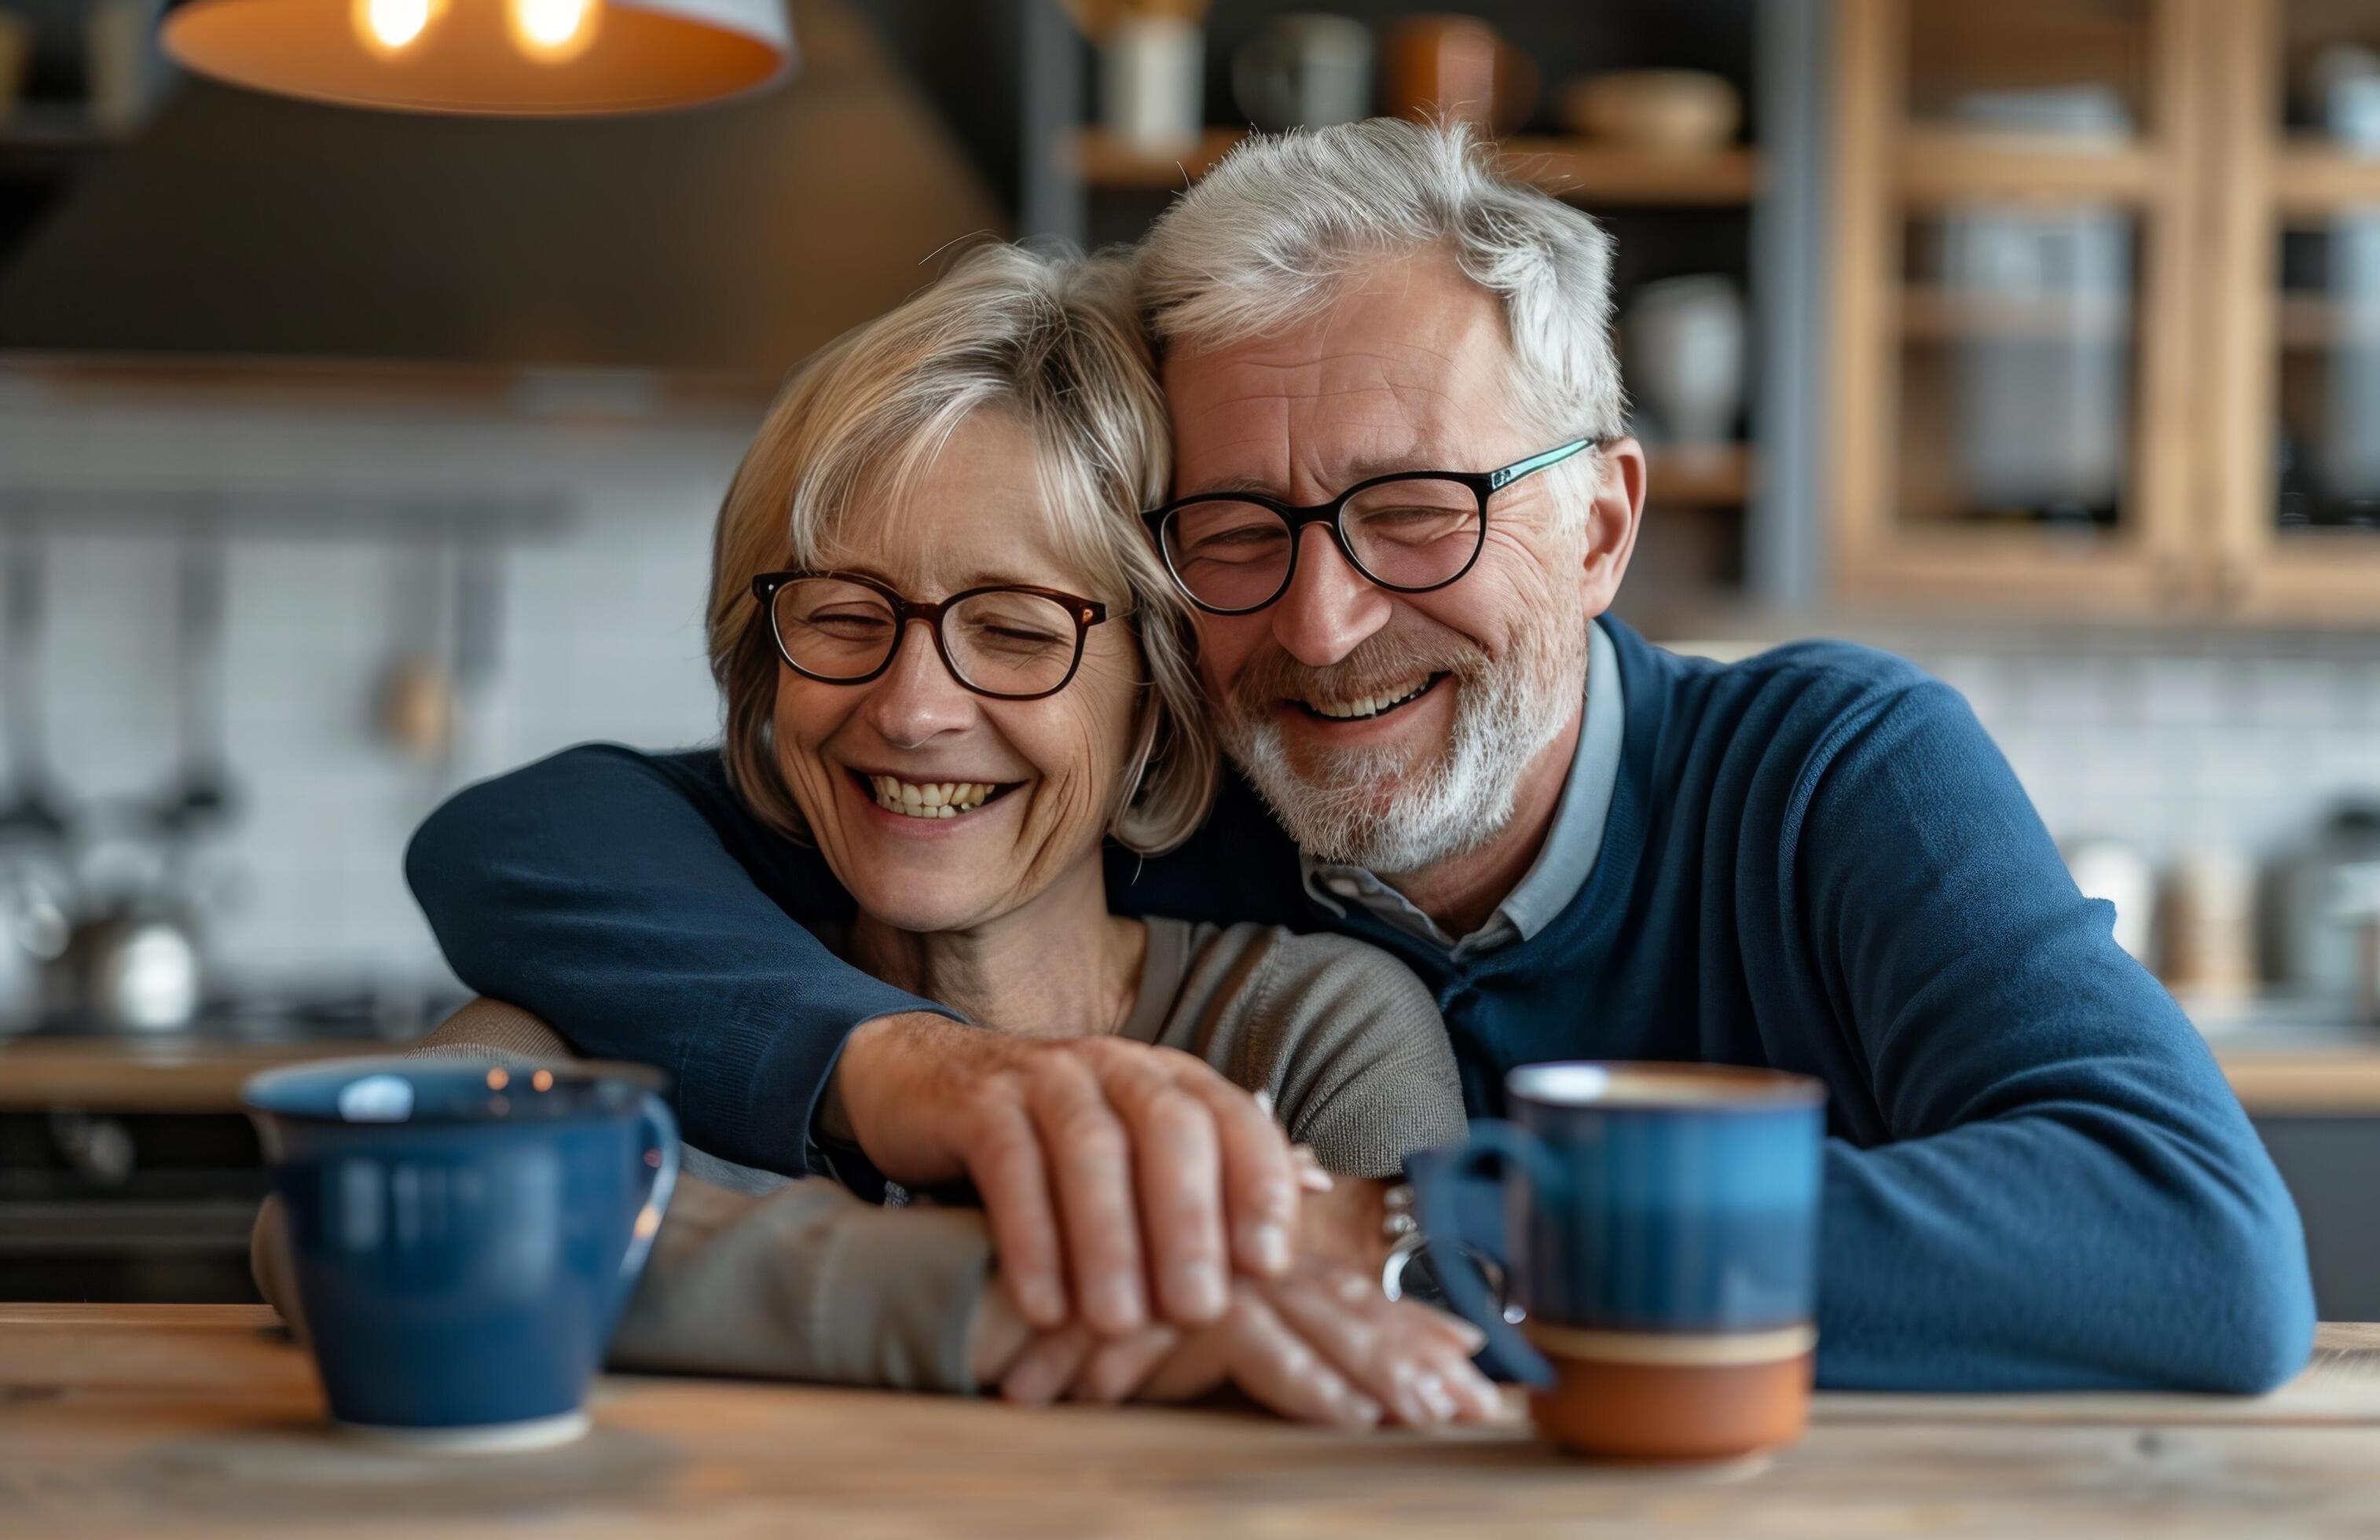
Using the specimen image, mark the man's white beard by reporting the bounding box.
[1219,609,1586,875]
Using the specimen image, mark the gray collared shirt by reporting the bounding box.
[1301,618,1623,959]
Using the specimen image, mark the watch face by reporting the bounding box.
[1387,1240,1512,1318]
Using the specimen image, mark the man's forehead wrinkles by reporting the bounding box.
[1192,337,1462,373]
[1179,377,1463,413]
[1293,381,1458,408]
[1172,380,1289,431]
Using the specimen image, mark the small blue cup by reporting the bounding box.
[245,1057,679,1450]
[1417,1061,1825,1460]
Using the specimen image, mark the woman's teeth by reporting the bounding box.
[1307,676,1432,721]
[870,776,998,819]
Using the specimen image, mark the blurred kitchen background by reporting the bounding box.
[2,0,2378,1314]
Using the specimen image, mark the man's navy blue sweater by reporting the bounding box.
[406,619,2315,1394]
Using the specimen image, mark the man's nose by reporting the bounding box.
[1271,524,1393,668]
[860,620,976,748]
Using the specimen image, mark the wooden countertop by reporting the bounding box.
[2,1305,2377,1536]
[2217,1044,2380,1115]
[0,1037,409,1113]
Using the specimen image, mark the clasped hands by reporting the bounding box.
[825,1014,1502,1428]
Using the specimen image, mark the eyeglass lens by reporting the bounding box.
[1160,476,1483,611]
[770,578,1084,697]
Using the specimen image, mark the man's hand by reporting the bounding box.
[977,1260,1504,1429]
[1295,1172,1393,1277]
[831,1013,1301,1334]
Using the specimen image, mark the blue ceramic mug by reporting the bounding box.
[245,1057,679,1450]
[1416,1062,1825,1460]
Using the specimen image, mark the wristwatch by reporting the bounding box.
[1376,1181,1517,1322]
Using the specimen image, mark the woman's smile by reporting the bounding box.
[844,767,1025,825]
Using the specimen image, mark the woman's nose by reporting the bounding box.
[1271,523,1393,668]
[859,618,977,749]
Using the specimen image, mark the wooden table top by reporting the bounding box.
[4,1306,2377,1537]
[9,1032,2380,1114]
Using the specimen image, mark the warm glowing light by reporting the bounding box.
[353,0,434,53]
[531,1069,554,1091]
[508,0,602,63]
[486,1067,509,1091]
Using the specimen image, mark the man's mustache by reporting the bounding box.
[1225,629,1491,720]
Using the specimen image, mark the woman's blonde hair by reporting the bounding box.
[708,243,1217,856]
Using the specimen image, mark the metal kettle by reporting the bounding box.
[46,906,205,1033]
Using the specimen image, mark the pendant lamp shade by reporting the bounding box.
[160,0,793,116]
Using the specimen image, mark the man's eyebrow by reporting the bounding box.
[1180,453,1443,502]
[1180,473,1284,498]
[1337,450,1447,482]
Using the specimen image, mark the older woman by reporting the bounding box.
[260,244,1494,1428]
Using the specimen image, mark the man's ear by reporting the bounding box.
[1580,437,1648,615]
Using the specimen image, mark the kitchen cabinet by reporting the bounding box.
[1828,0,2380,622]
[0,1020,441,1305]
[2259,1117,2380,1321]
[2206,0,2380,619]
[1026,2,1768,625]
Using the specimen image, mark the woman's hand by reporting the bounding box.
[973,1260,1505,1430]
[831,1014,1303,1336]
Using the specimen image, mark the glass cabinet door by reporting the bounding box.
[2276,4,2380,536]
[1831,0,2197,606]
[1895,209,2141,533]
[2206,0,2380,616]
[2278,222,2380,534]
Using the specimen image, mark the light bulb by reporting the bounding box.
[353,0,432,52]
[508,0,601,63]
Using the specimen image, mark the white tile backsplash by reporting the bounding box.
[0,380,747,992]
[1902,630,2380,872]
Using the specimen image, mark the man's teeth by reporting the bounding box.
[870,776,998,819]
[1308,676,1431,720]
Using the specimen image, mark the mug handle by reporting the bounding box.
[608,1091,680,1328]
[1412,1120,1557,1388]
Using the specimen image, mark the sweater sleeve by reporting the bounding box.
[404,744,956,1176]
[1794,680,2314,1393]
[1206,927,1469,1179]
[607,1171,994,1395]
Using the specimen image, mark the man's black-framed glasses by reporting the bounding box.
[1142,438,1597,616]
[750,570,1113,702]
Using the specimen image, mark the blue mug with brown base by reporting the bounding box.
[245,1058,678,1451]
[1417,1062,1826,1461]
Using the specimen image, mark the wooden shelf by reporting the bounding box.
[2279,295,2380,350]
[1495,137,1758,206]
[2276,142,2380,218]
[1894,127,2161,208]
[1645,445,1752,507]
[1069,126,1245,190]
[1069,128,1758,206]
[1899,286,2133,341]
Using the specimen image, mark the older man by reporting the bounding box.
[408,121,2312,1392]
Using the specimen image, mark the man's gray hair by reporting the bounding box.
[1134,118,1627,448]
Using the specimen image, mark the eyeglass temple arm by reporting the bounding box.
[1486,438,1595,492]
